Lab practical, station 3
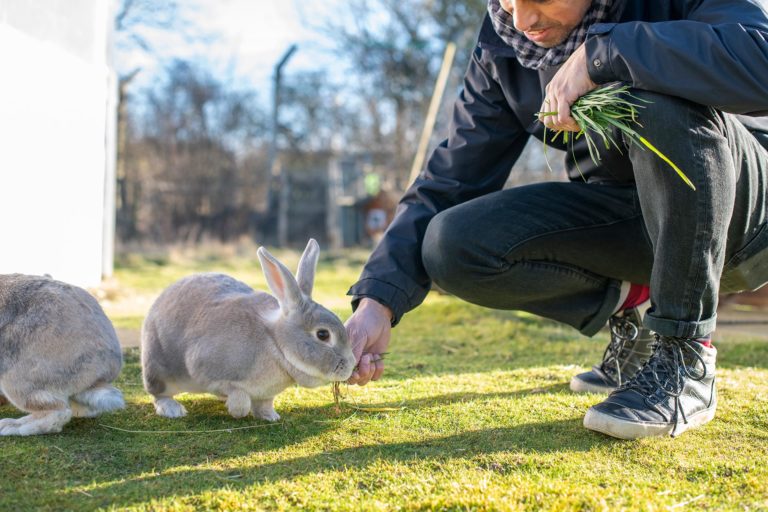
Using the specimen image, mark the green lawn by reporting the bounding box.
[2,249,767,511]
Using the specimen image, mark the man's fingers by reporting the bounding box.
[347,353,384,385]
[543,102,574,131]
[357,372,374,386]
[539,97,556,122]
[371,358,385,381]
[353,353,375,386]
[358,353,372,376]
[347,352,371,385]
[356,370,374,386]
[556,101,579,131]
[541,95,580,132]
[345,323,368,361]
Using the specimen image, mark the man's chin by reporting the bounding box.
[525,29,569,48]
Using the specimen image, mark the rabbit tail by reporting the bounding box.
[70,384,125,417]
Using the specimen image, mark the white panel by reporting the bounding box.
[0,16,109,287]
[0,0,101,64]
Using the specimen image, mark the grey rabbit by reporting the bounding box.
[140,239,356,421]
[0,274,124,436]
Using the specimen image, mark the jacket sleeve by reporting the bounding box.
[347,46,530,325]
[585,0,768,115]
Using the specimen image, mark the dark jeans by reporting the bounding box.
[422,91,768,338]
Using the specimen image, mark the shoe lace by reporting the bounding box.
[602,313,640,384]
[623,335,708,435]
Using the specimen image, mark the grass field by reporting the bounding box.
[1,248,767,511]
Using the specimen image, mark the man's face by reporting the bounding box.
[499,0,593,48]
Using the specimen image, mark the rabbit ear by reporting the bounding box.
[257,247,304,309]
[295,239,319,298]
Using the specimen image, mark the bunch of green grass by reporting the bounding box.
[537,84,695,190]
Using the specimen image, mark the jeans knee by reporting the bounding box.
[630,89,716,134]
[631,89,684,113]
[422,210,465,288]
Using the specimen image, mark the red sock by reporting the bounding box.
[621,284,650,311]
[696,338,713,348]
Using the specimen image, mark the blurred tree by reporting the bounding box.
[120,60,268,243]
[324,0,486,186]
[115,0,187,54]
[280,70,362,152]
[113,0,497,246]
[113,0,205,243]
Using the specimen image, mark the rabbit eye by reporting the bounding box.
[316,329,331,342]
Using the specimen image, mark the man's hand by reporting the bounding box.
[538,43,598,132]
[345,298,392,386]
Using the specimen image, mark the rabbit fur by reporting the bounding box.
[0,274,124,436]
[141,239,356,421]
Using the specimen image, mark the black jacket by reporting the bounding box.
[348,0,768,325]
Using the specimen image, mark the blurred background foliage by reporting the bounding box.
[113,0,555,248]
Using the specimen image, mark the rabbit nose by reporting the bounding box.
[334,358,355,380]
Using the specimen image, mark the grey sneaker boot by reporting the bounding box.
[570,307,655,393]
[583,335,717,439]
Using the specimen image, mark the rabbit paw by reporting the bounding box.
[226,391,252,419]
[252,399,281,422]
[0,417,21,434]
[154,397,187,418]
[0,410,71,436]
[256,409,281,422]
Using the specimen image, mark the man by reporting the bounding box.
[345,0,768,439]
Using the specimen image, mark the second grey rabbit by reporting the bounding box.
[0,274,124,436]
[141,239,356,421]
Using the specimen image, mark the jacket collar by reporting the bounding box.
[477,14,519,57]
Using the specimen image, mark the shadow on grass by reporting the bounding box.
[56,415,613,509]
[1,383,594,510]
[323,382,571,412]
[0,403,342,510]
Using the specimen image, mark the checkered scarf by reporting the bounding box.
[487,0,616,70]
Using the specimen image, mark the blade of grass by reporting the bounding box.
[535,85,693,190]
[638,135,696,190]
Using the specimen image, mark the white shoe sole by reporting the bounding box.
[569,375,616,394]
[583,406,716,439]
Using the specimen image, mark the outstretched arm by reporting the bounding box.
[346,46,532,385]
[348,46,531,326]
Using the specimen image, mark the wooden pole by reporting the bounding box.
[408,42,457,184]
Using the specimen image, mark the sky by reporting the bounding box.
[116,0,355,105]
[188,0,338,89]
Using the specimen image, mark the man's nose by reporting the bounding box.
[510,2,540,32]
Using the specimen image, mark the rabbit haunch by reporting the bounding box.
[0,274,125,436]
[140,239,356,421]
